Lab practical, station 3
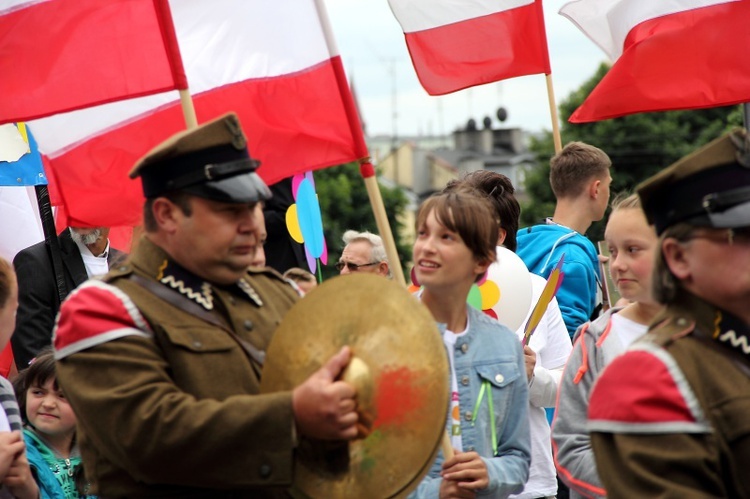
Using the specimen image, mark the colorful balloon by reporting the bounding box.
[410,248,532,332]
[288,171,327,272]
[295,178,324,258]
[476,247,533,332]
[291,173,304,198]
[285,204,304,243]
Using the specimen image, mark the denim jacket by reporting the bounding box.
[410,306,531,498]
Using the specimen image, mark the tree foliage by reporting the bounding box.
[314,162,409,280]
[523,62,743,241]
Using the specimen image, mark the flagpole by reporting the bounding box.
[545,74,562,154]
[16,122,68,304]
[154,0,197,131]
[34,185,68,304]
[179,89,198,130]
[313,0,406,286]
[359,159,406,286]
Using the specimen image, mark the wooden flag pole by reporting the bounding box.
[315,0,456,454]
[312,0,405,285]
[545,74,563,154]
[360,160,406,287]
[441,432,455,460]
[179,89,198,130]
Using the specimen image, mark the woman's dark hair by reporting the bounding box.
[415,189,499,266]
[13,346,58,424]
[13,346,89,494]
[443,171,521,252]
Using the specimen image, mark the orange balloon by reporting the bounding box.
[479,280,500,310]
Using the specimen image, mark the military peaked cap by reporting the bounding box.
[130,113,272,203]
[637,128,750,234]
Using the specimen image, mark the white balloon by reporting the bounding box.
[483,246,533,332]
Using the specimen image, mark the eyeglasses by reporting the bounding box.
[687,227,750,246]
[335,261,380,272]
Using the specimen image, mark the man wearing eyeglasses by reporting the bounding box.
[587,129,750,497]
[336,230,390,278]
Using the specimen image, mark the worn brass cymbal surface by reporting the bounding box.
[261,273,449,498]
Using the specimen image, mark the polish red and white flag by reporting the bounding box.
[0,0,186,124]
[18,0,366,227]
[561,0,750,122]
[388,0,551,95]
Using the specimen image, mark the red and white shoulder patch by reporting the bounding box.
[53,280,152,359]
[587,343,711,434]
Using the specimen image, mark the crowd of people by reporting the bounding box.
[0,113,747,498]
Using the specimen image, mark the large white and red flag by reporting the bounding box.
[0,0,186,124]
[561,0,750,123]
[388,0,551,95]
[21,0,367,227]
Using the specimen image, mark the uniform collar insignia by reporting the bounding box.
[712,309,750,356]
[156,259,214,310]
[237,278,263,307]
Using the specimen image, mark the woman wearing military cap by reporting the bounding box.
[586,129,750,497]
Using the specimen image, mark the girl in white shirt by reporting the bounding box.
[552,193,662,499]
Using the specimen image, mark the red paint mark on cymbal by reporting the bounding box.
[373,366,426,429]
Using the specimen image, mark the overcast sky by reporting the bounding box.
[326,0,610,137]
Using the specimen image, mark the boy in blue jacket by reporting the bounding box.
[517,142,612,338]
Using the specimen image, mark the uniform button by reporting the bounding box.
[244,320,254,331]
[259,464,272,478]
[460,343,468,353]
[464,411,472,421]
[193,341,202,349]
[494,374,504,384]
[460,376,470,386]
[676,317,688,327]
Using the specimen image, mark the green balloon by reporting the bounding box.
[466,284,482,310]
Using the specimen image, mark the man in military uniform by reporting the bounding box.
[586,129,750,497]
[53,113,359,498]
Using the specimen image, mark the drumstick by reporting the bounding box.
[441,431,455,459]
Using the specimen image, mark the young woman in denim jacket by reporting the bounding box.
[410,191,531,499]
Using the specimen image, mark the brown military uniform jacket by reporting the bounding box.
[54,237,299,498]
[588,292,750,498]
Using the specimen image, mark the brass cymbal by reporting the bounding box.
[261,273,449,498]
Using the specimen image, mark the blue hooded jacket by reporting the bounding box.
[23,429,95,499]
[516,223,600,339]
